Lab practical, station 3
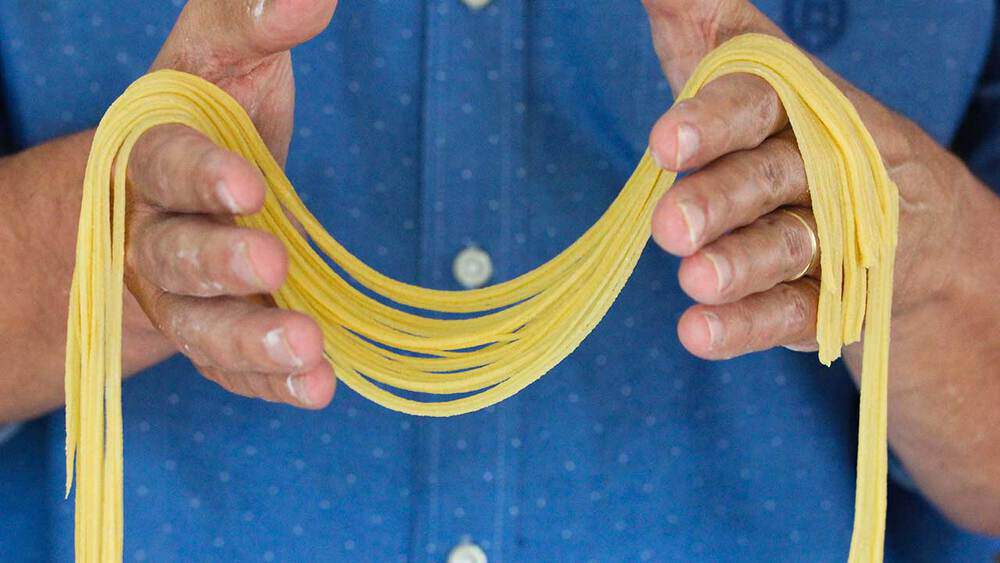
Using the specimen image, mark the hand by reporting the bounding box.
[123,0,339,408]
[641,0,960,362]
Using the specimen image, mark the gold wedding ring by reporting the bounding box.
[780,208,818,281]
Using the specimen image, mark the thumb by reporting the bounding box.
[153,0,338,78]
[148,0,337,163]
[641,0,786,93]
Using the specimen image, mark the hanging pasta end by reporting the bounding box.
[65,448,75,499]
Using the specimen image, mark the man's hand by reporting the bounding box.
[124,0,339,408]
[642,0,945,359]
[640,0,1000,535]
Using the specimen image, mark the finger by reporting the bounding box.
[676,207,820,305]
[199,359,336,409]
[128,124,266,215]
[642,0,915,170]
[649,73,788,172]
[161,0,338,69]
[281,360,337,409]
[642,0,785,91]
[149,293,325,375]
[651,130,808,256]
[128,214,287,296]
[677,278,819,360]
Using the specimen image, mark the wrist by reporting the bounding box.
[929,165,1000,312]
[887,144,983,319]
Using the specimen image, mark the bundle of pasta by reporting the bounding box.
[66,34,896,562]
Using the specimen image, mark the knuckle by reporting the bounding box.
[124,218,152,275]
[696,157,750,233]
[234,322,262,368]
[137,126,199,206]
[785,289,812,333]
[129,216,161,265]
[713,187,738,230]
[221,375,255,400]
[750,79,783,133]
[149,223,188,288]
[157,126,192,160]
[702,75,784,151]
[696,1,730,43]
[780,217,810,266]
[129,127,169,179]
[782,285,813,333]
[770,134,803,168]
[195,145,226,191]
[754,151,787,208]
[731,302,758,349]
[704,104,736,151]
[245,374,277,402]
[220,233,253,283]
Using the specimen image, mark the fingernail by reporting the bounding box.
[704,312,724,349]
[704,252,732,294]
[230,241,264,287]
[264,327,304,370]
[676,201,704,247]
[675,123,699,169]
[286,373,311,405]
[215,180,241,213]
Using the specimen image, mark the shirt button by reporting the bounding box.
[447,542,488,563]
[452,246,493,289]
[460,0,492,10]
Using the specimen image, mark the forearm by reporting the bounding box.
[845,156,1000,535]
[0,131,175,424]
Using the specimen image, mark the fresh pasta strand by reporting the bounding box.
[65,33,897,563]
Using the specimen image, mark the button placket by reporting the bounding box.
[413,0,527,561]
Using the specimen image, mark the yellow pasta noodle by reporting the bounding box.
[65,33,897,562]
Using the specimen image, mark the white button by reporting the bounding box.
[452,246,493,289]
[461,0,492,10]
[447,542,488,563]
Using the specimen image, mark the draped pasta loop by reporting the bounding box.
[65,34,896,563]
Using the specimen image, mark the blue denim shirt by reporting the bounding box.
[2,1,999,561]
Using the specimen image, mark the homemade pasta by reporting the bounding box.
[65,33,897,562]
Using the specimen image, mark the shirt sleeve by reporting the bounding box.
[951,13,1000,194]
